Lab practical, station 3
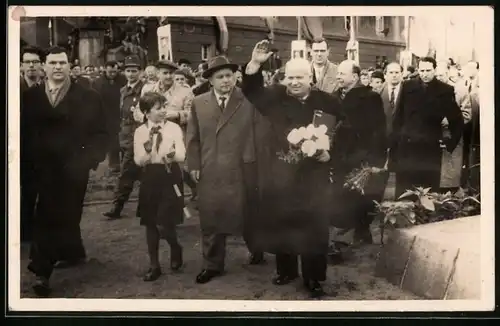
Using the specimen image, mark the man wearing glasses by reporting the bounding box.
[20,46,44,244]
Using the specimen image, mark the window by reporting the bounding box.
[201,44,210,61]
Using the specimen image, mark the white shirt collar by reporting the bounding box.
[214,90,232,103]
[147,120,165,130]
[127,80,140,89]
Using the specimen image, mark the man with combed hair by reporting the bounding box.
[390,56,463,197]
[310,38,339,94]
[241,40,346,298]
[22,46,108,296]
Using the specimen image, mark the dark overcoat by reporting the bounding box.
[92,74,127,136]
[186,87,257,235]
[241,65,345,255]
[331,83,388,224]
[390,77,463,196]
[21,81,109,261]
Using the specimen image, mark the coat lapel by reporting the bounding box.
[203,91,222,129]
[216,88,244,134]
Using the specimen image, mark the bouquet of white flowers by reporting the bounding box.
[277,123,331,164]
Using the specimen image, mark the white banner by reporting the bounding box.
[157,24,173,62]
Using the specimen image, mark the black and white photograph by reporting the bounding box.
[7,6,494,313]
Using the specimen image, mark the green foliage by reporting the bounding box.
[374,186,481,245]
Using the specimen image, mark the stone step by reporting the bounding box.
[375,215,481,300]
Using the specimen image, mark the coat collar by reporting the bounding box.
[202,87,244,135]
[215,87,244,134]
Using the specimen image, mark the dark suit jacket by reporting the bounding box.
[380,82,403,139]
[390,77,463,175]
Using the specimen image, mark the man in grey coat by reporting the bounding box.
[186,56,261,284]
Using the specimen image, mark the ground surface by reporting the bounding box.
[20,162,420,300]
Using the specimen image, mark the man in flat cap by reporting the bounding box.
[104,55,145,219]
[186,55,264,284]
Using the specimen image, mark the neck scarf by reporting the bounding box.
[45,77,71,108]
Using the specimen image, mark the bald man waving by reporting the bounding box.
[241,40,346,298]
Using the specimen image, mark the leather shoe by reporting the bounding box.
[272,274,298,286]
[248,252,265,265]
[196,269,222,284]
[103,205,123,220]
[32,276,51,297]
[54,258,87,269]
[143,267,162,282]
[170,247,183,271]
[304,279,326,299]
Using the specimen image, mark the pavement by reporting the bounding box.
[20,201,420,300]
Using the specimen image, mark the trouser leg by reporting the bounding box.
[201,232,226,272]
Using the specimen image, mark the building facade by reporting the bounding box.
[21,16,406,69]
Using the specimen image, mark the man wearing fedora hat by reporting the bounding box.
[104,54,145,219]
[186,55,263,284]
[141,60,197,200]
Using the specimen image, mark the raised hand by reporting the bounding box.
[144,140,153,153]
[251,40,274,64]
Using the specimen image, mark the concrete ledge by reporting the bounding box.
[375,216,481,300]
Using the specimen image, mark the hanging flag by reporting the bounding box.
[344,16,351,33]
[261,16,278,42]
[375,16,385,36]
[297,17,323,42]
[213,16,229,55]
[159,17,168,26]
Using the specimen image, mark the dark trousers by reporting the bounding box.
[107,133,120,169]
[113,147,141,206]
[275,253,327,281]
[182,170,197,193]
[28,166,89,279]
[20,162,38,241]
[201,233,227,271]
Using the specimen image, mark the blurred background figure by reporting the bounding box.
[369,70,385,93]
[70,64,91,88]
[178,58,192,70]
[359,69,370,86]
[144,65,158,85]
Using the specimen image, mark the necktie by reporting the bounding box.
[150,126,163,153]
[219,96,226,111]
[340,88,347,100]
[389,86,395,109]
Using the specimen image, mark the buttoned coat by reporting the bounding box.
[118,80,145,151]
[390,77,463,192]
[186,87,256,235]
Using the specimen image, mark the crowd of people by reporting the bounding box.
[19,35,480,299]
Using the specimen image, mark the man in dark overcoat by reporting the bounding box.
[241,40,346,298]
[20,46,44,243]
[329,60,387,250]
[21,47,108,296]
[92,60,127,172]
[186,56,261,284]
[103,55,145,219]
[390,57,463,197]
